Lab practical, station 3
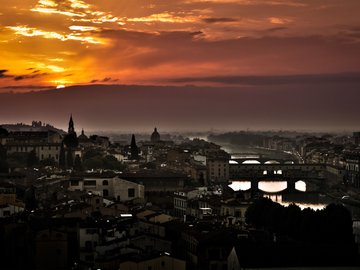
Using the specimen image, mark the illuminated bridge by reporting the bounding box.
[229,153,297,165]
[228,163,326,193]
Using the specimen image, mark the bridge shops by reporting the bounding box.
[229,163,326,180]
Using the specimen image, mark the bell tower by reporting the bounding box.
[68,114,75,134]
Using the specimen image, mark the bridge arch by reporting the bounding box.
[242,160,261,164]
[264,160,280,164]
[295,180,306,192]
[258,181,287,193]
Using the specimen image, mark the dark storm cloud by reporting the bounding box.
[202,17,238,24]
[0,70,12,78]
[168,73,360,86]
[265,26,288,32]
[14,76,25,81]
[13,72,48,81]
[90,77,119,83]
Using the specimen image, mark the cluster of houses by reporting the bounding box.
[1,119,360,269]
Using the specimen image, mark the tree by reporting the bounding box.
[83,148,103,160]
[59,144,66,169]
[103,155,123,170]
[73,155,83,172]
[83,157,103,170]
[24,186,37,211]
[67,149,73,168]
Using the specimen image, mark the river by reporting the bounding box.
[215,141,360,217]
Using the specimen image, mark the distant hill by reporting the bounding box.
[0,83,359,132]
[1,123,66,135]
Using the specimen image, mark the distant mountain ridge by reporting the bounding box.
[0,83,359,131]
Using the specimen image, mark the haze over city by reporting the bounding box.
[1,0,360,130]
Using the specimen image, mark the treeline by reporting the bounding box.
[208,132,266,146]
[245,198,354,245]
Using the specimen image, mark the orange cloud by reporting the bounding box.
[269,17,293,25]
[126,12,199,23]
[6,26,105,44]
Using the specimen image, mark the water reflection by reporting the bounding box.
[229,180,307,192]
[265,194,327,210]
[228,180,327,211]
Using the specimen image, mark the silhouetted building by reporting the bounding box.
[150,127,161,143]
[62,115,79,149]
[78,129,87,141]
[60,115,80,169]
[78,129,92,147]
[68,115,75,134]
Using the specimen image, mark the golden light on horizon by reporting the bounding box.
[6,26,106,45]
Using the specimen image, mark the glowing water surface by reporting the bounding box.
[229,181,327,210]
[264,194,327,210]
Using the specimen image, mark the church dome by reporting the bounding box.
[150,127,160,142]
[78,129,88,141]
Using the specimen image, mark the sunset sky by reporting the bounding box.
[1,1,360,131]
[1,0,360,89]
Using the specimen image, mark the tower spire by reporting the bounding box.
[68,114,75,134]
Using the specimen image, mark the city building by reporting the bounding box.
[1,122,63,165]
[207,154,230,183]
[344,149,360,188]
[68,174,145,201]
